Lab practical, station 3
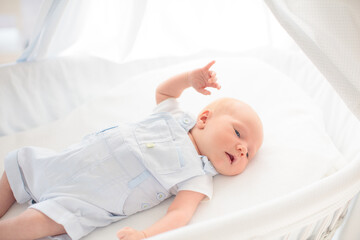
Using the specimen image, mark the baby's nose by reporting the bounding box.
[236,144,248,158]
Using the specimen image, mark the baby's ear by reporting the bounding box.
[196,110,212,129]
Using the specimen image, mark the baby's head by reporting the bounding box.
[190,97,263,176]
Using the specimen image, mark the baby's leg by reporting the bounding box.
[0,208,66,240]
[0,172,15,218]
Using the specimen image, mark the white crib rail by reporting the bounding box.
[280,200,350,240]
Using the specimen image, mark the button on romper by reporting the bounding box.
[4,99,218,240]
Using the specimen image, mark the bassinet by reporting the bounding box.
[0,1,359,240]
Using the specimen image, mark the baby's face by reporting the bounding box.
[194,100,263,176]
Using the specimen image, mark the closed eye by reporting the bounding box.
[234,129,240,138]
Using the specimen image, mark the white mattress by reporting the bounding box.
[0,50,357,240]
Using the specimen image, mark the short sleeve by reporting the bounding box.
[153,98,196,132]
[153,98,184,119]
[172,174,214,201]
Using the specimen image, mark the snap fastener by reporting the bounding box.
[156,192,165,201]
[146,143,155,148]
[141,203,150,209]
[183,118,190,124]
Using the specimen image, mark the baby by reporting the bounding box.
[0,61,263,240]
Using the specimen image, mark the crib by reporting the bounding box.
[1,1,359,240]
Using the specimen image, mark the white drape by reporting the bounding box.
[18,0,147,62]
[18,0,294,63]
[265,0,360,120]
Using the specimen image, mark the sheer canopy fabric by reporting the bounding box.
[18,0,147,62]
[265,0,360,120]
[18,0,292,63]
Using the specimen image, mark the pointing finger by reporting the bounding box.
[203,60,216,71]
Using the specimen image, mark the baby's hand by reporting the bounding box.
[189,60,221,95]
[117,227,146,240]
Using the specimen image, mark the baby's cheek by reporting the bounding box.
[239,160,249,173]
[212,131,228,145]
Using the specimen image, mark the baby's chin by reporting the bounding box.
[216,167,243,176]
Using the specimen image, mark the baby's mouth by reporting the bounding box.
[226,152,235,164]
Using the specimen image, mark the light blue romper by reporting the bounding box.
[4,99,218,240]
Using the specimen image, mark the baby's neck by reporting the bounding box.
[188,130,201,155]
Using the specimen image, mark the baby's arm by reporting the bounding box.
[117,190,205,240]
[155,61,221,104]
